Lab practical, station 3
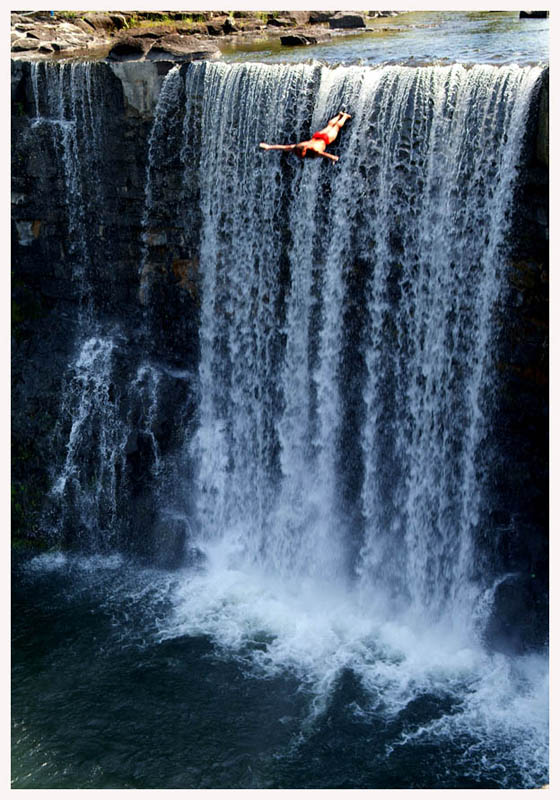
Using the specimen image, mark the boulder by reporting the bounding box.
[266,17,293,28]
[146,35,221,62]
[223,17,239,33]
[11,38,40,52]
[309,11,335,24]
[519,10,548,18]
[285,11,312,25]
[206,20,226,36]
[329,13,367,29]
[82,13,117,31]
[236,21,264,32]
[25,27,54,41]
[71,18,98,34]
[176,24,208,36]
[280,29,332,46]
[108,36,153,61]
[280,33,312,46]
[130,31,166,40]
[109,14,128,30]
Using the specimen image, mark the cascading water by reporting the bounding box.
[183,62,541,627]
[154,62,547,787]
[28,62,105,307]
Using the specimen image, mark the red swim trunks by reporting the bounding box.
[312,131,330,145]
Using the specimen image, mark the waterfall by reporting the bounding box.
[28,62,105,308]
[182,61,541,628]
[48,335,129,550]
[14,56,547,791]
[139,65,184,304]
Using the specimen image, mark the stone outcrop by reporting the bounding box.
[329,13,367,29]
[108,35,153,60]
[108,33,220,63]
[280,28,332,47]
[146,35,221,62]
[11,10,403,59]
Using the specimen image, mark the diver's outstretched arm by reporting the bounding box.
[259,143,296,151]
[317,151,339,162]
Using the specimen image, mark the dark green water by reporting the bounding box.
[12,552,548,789]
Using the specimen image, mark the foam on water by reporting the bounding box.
[21,549,548,787]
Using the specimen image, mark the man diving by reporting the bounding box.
[259,111,352,162]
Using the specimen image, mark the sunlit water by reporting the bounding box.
[222,11,549,67]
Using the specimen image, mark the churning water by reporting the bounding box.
[13,60,548,788]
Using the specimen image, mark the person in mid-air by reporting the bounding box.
[259,111,351,162]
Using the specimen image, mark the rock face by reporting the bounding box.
[11,60,199,558]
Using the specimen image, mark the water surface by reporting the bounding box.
[221,11,549,66]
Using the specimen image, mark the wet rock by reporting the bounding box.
[280,33,311,46]
[146,35,221,62]
[519,10,548,18]
[108,36,153,61]
[280,29,332,47]
[485,573,548,654]
[536,70,548,167]
[15,220,41,246]
[151,517,187,569]
[108,61,171,117]
[329,13,367,29]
